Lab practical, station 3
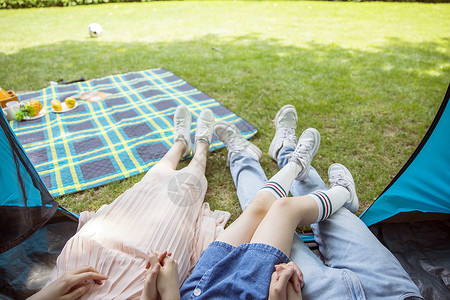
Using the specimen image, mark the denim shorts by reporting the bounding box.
[180,241,290,300]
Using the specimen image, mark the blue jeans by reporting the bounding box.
[229,146,423,300]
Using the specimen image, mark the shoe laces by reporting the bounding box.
[224,136,248,166]
[329,174,350,188]
[174,118,187,137]
[281,127,297,144]
[291,141,312,159]
[196,118,214,135]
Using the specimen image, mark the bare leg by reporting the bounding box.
[215,191,276,247]
[184,142,209,175]
[250,195,319,256]
[144,142,186,179]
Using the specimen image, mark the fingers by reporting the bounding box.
[274,262,304,293]
[277,266,294,288]
[68,265,97,275]
[72,271,108,286]
[146,250,174,269]
[145,263,160,284]
[287,261,304,290]
[61,282,93,300]
[146,252,161,269]
[62,266,107,291]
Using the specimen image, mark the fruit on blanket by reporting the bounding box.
[51,99,62,111]
[65,97,76,108]
[15,100,42,121]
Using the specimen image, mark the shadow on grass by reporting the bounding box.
[1,34,449,215]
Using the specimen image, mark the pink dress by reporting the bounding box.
[51,167,230,299]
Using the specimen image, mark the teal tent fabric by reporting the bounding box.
[360,85,450,226]
[0,109,58,253]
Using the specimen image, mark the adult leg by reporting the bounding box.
[183,108,215,175]
[143,105,192,179]
[214,121,265,210]
[312,208,423,300]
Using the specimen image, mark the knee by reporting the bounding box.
[246,194,274,218]
[271,197,295,213]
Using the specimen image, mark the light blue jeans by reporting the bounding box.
[229,145,423,300]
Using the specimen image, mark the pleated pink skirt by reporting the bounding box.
[50,167,230,299]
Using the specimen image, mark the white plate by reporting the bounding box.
[51,101,79,113]
[24,108,47,120]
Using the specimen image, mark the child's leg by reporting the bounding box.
[216,127,320,247]
[278,145,329,196]
[214,191,277,247]
[250,164,357,256]
[249,194,319,256]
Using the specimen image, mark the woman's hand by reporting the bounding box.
[268,261,304,300]
[141,252,165,300]
[141,251,180,300]
[27,266,108,300]
[156,253,180,300]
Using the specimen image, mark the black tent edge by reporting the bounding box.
[359,83,450,221]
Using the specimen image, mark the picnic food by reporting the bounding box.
[15,100,42,121]
[51,99,62,111]
[65,97,76,108]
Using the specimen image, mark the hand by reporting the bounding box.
[140,251,165,300]
[141,251,180,300]
[156,253,180,300]
[27,266,108,300]
[268,262,304,300]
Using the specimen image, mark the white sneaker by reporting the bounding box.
[288,128,320,181]
[213,121,262,166]
[173,105,192,158]
[328,163,359,213]
[195,109,215,148]
[269,105,298,161]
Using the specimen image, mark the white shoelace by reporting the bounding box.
[224,137,248,165]
[281,127,297,145]
[174,118,188,139]
[289,143,311,167]
[329,174,350,188]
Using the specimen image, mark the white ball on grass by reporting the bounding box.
[88,23,103,38]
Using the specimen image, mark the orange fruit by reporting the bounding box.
[65,97,76,108]
[51,99,62,111]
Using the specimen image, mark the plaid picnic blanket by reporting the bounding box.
[11,68,257,197]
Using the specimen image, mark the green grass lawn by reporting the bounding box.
[1,1,449,223]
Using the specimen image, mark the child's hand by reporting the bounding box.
[156,253,180,300]
[27,266,108,300]
[140,252,164,300]
[141,251,179,300]
[268,262,304,300]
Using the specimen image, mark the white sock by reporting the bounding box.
[258,161,302,199]
[308,186,350,222]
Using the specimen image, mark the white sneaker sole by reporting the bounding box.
[269,104,298,161]
[295,128,320,181]
[329,163,359,213]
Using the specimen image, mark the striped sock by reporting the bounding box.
[309,186,350,222]
[259,180,288,199]
[258,161,301,200]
